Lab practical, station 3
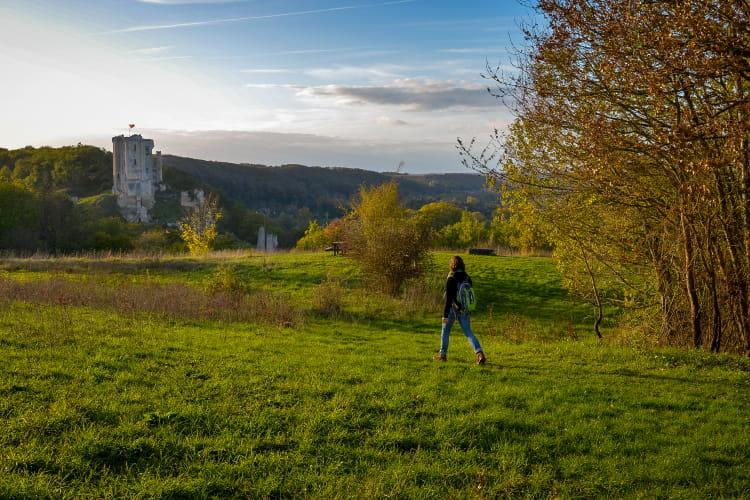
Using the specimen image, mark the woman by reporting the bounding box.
[434,255,486,364]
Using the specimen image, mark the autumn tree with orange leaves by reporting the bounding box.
[462,0,750,353]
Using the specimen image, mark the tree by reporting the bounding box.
[37,191,79,252]
[0,182,39,250]
[461,0,750,352]
[413,201,463,233]
[323,218,346,243]
[295,220,331,251]
[343,181,432,296]
[436,211,489,249]
[488,209,550,253]
[178,192,222,255]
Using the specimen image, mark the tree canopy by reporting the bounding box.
[462,0,750,353]
[0,145,112,196]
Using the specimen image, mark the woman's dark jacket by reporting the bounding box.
[443,270,471,318]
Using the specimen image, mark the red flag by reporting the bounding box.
[129,124,135,129]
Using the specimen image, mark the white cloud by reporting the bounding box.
[0,13,238,149]
[243,83,303,89]
[106,1,418,33]
[133,55,193,62]
[129,46,175,55]
[241,69,291,74]
[297,78,494,111]
[440,48,509,54]
[305,65,402,83]
[376,116,416,127]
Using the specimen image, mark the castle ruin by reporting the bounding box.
[112,134,163,223]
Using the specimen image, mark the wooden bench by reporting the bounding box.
[325,241,346,256]
[468,248,496,256]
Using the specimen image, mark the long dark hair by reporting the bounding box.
[449,255,465,272]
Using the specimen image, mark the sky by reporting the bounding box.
[0,0,535,174]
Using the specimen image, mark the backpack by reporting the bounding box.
[455,276,477,314]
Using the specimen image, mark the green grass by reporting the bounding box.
[0,252,748,499]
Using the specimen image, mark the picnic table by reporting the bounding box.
[325,241,346,256]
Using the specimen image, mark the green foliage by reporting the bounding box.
[295,220,331,251]
[0,144,111,196]
[75,193,119,220]
[343,181,433,296]
[436,210,489,249]
[0,145,501,254]
[0,182,86,252]
[148,191,183,225]
[204,265,249,298]
[163,154,496,222]
[489,209,551,253]
[135,229,177,253]
[413,201,462,233]
[0,182,39,249]
[81,217,135,252]
[310,273,347,317]
[161,165,199,192]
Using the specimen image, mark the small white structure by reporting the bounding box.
[257,226,278,252]
[112,134,163,222]
[180,189,205,212]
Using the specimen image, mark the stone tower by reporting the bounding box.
[112,134,163,222]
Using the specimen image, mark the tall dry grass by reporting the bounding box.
[0,273,302,327]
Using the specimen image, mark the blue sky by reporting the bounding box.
[0,0,534,173]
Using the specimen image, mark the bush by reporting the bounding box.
[204,265,248,298]
[135,229,173,253]
[295,220,331,251]
[311,274,346,317]
[343,181,432,296]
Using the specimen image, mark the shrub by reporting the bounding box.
[204,265,248,299]
[295,220,331,251]
[311,274,346,317]
[343,181,432,296]
[135,229,172,253]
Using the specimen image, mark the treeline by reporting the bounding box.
[297,199,549,255]
[0,145,134,252]
[0,145,509,254]
[465,0,750,353]
[0,184,149,253]
[0,145,112,197]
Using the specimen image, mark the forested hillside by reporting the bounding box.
[162,155,494,218]
[0,145,501,252]
[0,145,111,197]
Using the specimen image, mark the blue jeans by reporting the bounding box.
[439,309,483,355]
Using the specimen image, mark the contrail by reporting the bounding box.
[102,0,418,34]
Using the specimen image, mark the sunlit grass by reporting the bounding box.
[0,252,748,498]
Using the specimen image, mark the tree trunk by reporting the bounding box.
[576,237,603,339]
[680,211,702,348]
[741,132,750,354]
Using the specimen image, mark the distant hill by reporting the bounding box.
[0,144,499,251]
[162,155,495,218]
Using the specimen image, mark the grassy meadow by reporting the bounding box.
[0,252,748,499]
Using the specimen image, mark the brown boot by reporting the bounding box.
[476,352,486,365]
[433,353,446,361]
